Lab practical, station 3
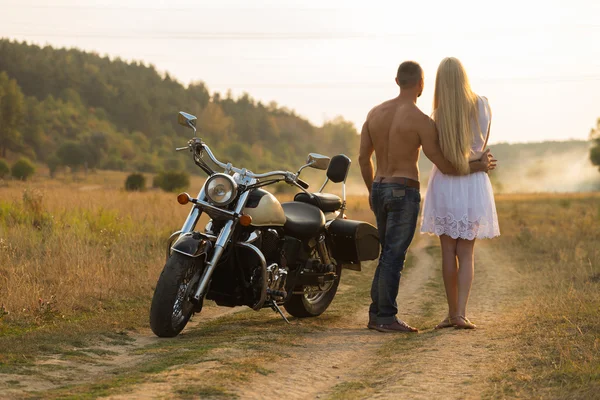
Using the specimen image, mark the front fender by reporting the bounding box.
[171,232,213,258]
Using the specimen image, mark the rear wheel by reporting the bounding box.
[284,249,341,318]
[150,253,202,337]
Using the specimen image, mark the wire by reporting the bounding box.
[204,75,600,89]
[2,32,411,40]
[0,4,342,11]
[3,24,600,41]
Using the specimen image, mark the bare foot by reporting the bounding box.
[453,316,477,329]
[434,316,454,329]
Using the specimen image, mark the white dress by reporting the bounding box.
[420,96,500,240]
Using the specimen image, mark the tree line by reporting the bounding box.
[590,118,600,171]
[0,39,359,177]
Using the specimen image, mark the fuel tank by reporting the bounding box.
[243,189,286,227]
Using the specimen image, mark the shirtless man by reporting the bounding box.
[359,61,495,333]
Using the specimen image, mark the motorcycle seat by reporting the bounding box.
[294,192,342,212]
[281,202,326,240]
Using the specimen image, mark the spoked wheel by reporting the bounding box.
[303,280,335,304]
[284,247,341,318]
[150,253,202,337]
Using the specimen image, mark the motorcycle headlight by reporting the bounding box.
[205,174,238,206]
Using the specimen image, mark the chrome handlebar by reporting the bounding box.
[183,138,305,188]
[202,143,293,179]
[200,143,228,170]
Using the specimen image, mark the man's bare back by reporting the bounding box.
[359,92,465,192]
[359,86,494,192]
[363,97,431,181]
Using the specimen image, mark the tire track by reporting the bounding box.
[5,235,519,400]
[233,235,438,400]
[0,306,244,398]
[369,239,521,399]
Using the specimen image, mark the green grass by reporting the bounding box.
[60,350,102,364]
[101,331,137,346]
[0,297,149,373]
[14,259,381,398]
[82,348,119,357]
[175,384,237,399]
[327,381,373,400]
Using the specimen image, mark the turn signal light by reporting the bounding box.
[239,214,253,227]
[177,193,190,205]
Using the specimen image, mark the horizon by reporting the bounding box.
[1,0,599,145]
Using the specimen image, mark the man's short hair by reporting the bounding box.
[396,61,423,88]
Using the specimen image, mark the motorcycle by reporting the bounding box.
[149,111,380,338]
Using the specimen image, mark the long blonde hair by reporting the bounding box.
[432,57,480,175]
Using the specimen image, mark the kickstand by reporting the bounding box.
[270,300,290,324]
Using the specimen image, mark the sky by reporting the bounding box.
[1,0,600,144]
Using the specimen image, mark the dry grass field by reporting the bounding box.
[0,170,598,399]
[487,192,600,398]
[1,173,195,330]
[0,171,371,331]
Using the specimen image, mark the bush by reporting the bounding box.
[11,158,36,181]
[56,141,87,170]
[0,159,9,179]
[125,173,146,191]
[153,170,190,192]
[46,154,61,178]
[590,144,600,171]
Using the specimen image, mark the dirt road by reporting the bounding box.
[1,235,520,399]
[231,236,520,400]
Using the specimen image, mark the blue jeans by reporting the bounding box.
[369,182,421,325]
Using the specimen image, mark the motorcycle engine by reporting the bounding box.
[261,229,288,300]
[266,263,288,300]
[262,228,281,263]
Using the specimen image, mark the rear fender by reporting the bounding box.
[171,232,213,258]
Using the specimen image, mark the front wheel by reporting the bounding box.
[284,261,341,318]
[150,253,202,337]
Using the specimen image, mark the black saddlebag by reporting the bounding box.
[327,219,380,270]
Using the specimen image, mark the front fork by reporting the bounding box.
[180,190,251,302]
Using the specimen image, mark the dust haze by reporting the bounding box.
[341,140,599,195]
[490,146,599,193]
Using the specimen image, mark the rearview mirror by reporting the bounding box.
[307,153,330,170]
[178,111,197,130]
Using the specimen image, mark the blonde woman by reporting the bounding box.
[420,57,500,329]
